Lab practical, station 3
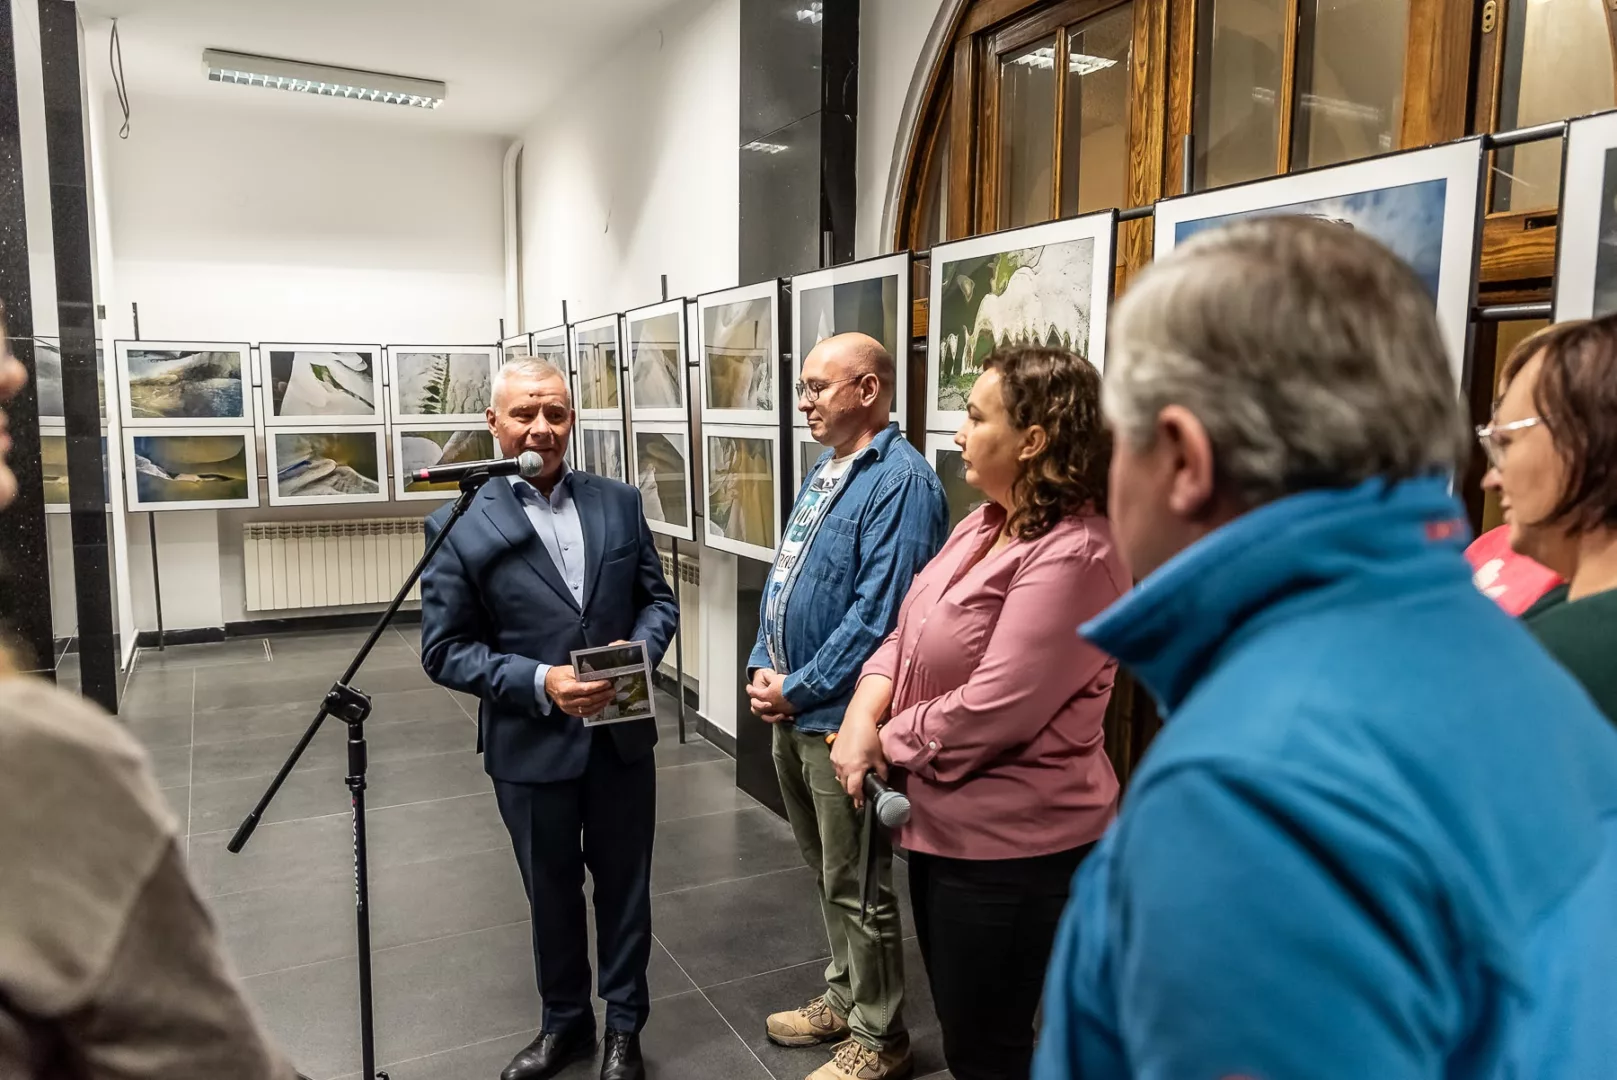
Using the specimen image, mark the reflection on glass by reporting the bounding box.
[1193,0,1285,189]
[920,127,950,250]
[1061,5,1134,216]
[999,35,1058,227]
[1492,0,1616,211]
[1290,0,1408,171]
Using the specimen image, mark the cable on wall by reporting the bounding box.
[110,19,130,139]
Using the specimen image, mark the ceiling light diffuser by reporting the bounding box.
[202,49,446,109]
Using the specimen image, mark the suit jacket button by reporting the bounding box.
[581,618,589,629]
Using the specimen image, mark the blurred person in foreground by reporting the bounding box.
[1032,217,1617,1080]
[0,312,297,1079]
[747,333,948,1080]
[1480,315,1617,721]
[420,357,677,1080]
[831,346,1127,1080]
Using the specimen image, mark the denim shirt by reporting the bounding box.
[748,423,949,734]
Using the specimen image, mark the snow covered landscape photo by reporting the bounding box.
[393,351,495,418]
[125,348,247,421]
[272,430,384,503]
[267,349,379,421]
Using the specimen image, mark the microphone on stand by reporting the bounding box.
[863,773,911,829]
[412,450,544,486]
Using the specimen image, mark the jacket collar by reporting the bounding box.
[1082,476,1470,716]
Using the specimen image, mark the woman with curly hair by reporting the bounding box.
[830,344,1128,1080]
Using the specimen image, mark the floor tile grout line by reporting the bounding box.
[653,930,780,1080]
[240,916,536,982]
[650,863,807,900]
[318,1023,538,1080]
[189,788,496,841]
[188,742,478,793]
[199,842,514,903]
[186,708,470,754]
[698,953,835,993]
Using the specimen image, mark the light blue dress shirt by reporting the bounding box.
[508,469,586,714]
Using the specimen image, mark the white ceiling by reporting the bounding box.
[75,0,694,136]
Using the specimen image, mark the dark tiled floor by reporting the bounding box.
[118,628,946,1080]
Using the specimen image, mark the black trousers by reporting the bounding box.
[493,727,657,1035]
[908,842,1094,1080]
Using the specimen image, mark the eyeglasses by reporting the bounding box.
[1475,416,1541,469]
[794,375,866,403]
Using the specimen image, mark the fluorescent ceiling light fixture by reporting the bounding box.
[742,140,789,154]
[202,49,446,109]
[796,3,823,22]
[1068,52,1117,75]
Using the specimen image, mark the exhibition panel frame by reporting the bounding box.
[629,420,697,542]
[384,344,500,425]
[623,297,690,424]
[391,423,496,502]
[257,342,386,427]
[702,423,783,562]
[263,426,390,508]
[790,252,912,429]
[697,279,782,428]
[122,425,261,512]
[112,339,255,428]
[1552,111,1617,322]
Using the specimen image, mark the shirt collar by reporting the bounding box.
[508,460,572,507]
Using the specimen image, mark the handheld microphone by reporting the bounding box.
[412,450,544,485]
[863,773,911,829]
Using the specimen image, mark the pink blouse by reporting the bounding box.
[863,503,1129,860]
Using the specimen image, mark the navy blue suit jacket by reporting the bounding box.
[419,472,679,784]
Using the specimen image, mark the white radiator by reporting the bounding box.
[243,519,425,612]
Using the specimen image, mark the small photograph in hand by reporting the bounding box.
[571,641,657,726]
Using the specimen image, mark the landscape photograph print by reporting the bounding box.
[634,427,692,539]
[928,437,987,531]
[574,319,622,416]
[40,433,112,511]
[626,303,685,418]
[396,427,495,499]
[263,345,381,424]
[390,348,496,421]
[793,253,909,425]
[270,429,386,505]
[128,430,256,510]
[580,423,625,481]
[119,343,250,425]
[927,214,1113,431]
[705,430,778,561]
[701,288,775,422]
[1553,113,1617,322]
[35,339,107,420]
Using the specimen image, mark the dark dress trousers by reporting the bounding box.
[420,472,678,1035]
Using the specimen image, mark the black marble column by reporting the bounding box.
[738,0,860,282]
[39,0,117,713]
[0,1,57,677]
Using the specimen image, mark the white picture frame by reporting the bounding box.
[703,424,782,562]
[630,421,696,542]
[258,342,385,427]
[791,252,912,429]
[697,279,781,427]
[926,431,985,532]
[502,332,532,360]
[123,426,260,512]
[113,339,254,428]
[1552,110,1617,322]
[264,426,389,507]
[391,423,496,502]
[384,344,499,424]
[1152,140,1485,389]
[624,298,689,423]
[794,428,824,495]
[527,324,577,467]
[571,314,624,421]
[578,418,627,483]
[926,212,1117,434]
[39,423,111,514]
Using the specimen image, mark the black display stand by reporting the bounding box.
[227,476,485,1080]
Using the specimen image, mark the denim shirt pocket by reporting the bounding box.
[801,514,857,588]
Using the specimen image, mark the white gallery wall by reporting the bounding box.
[856,0,947,259]
[516,0,742,734]
[91,90,507,632]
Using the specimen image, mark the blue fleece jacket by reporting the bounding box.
[1034,477,1617,1080]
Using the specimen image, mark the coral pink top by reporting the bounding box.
[863,503,1128,860]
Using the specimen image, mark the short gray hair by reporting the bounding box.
[1105,216,1469,507]
[492,355,569,407]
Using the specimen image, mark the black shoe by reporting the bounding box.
[501,1025,597,1080]
[600,1030,644,1080]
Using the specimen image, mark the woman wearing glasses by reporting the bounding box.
[1479,314,1617,722]
[829,344,1127,1080]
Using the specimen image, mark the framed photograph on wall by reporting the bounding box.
[793,428,823,494]
[258,343,384,426]
[578,419,627,483]
[40,426,111,514]
[703,424,781,562]
[34,338,107,422]
[392,424,496,501]
[123,426,259,512]
[926,213,1117,434]
[925,432,986,532]
[630,421,695,541]
[112,340,253,427]
[265,427,388,507]
[697,279,780,427]
[502,332,532,360]
[531,324,569,370]
[790,252,911,429]
[572,315,623,421]
[1553,111,1617,322]
[1152,140,1485,388]
[624,298,688,422]
[385,345,499,424]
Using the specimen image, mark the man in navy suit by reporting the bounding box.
[421,357,678,1080]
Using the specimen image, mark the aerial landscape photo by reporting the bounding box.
[126,348,246,420]
[394,351,493,417]
[399,428,495,495]
[132,433,252,504]
[269,350,377,419]
[274,431,383,499]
